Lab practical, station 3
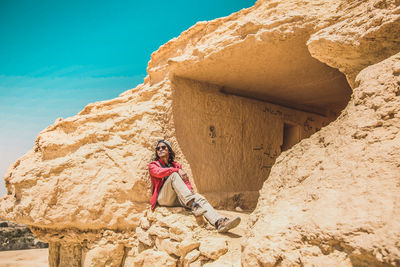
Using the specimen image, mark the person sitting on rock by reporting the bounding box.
[148,139,241,233]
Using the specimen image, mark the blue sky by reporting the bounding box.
[0,0,255,196]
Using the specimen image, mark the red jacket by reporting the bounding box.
[148,159,193,210]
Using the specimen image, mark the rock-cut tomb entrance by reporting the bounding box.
[171,33,352,211]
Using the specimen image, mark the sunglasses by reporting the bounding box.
[156,145,167,151]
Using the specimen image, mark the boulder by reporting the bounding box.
[155,238,180,257]
[136,226,154,247]
[179,238,200,258]
[199,237,228,260]
[82,243,125,267]
[133,249,176,267]
[148,225,170,239]
[183,249,200,267]
[139,217,150,230]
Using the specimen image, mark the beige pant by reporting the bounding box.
[157,172,222,226]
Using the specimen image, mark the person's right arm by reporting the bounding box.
[148,162,180,179]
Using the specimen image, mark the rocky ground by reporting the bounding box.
[0,208,248,267]
[32,207,251,267]
[130,208,250,267]
[0,220,48,251]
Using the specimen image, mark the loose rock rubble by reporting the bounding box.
[35,207,247,267]
[129,208,244,267]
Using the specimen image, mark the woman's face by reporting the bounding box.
[156,142,169,159]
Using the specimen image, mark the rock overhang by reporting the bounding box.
[164,24,354,210]
[167,24,352,118]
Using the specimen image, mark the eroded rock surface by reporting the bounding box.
[34,207,247,267]
[1,0,400,266]
[242,53,400,266]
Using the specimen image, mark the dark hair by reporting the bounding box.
[153,140,175,164]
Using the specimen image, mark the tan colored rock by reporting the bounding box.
[183,249,200,267]
[158,214,181,228]
[82,243,125,267]
[179,238,200,258]
[242,53,400,266]
[49,243,82,267]
[168,229,186,242]
[188,260,202,267]
[1,0,400,266]
[169,224,191,242]
[148,225,170,239]
[133,249,176,267]
[0,81,161,229]
[121,247,137,267]
[199,237,228,260]
[147,209,163,222]
[158,213,193,241]
[155,238,180,256]
[159,212,198,229]
[139,217,150,230]
[136,226,154,247]
[203,257,239,267]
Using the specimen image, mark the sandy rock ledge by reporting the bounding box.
[31,207,245,267]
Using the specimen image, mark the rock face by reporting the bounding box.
[32,207,246,266]
[172,77,333,210]
[242,53,400,266]
[1,0,400,266]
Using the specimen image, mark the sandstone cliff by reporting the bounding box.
[1,0,400,266]
[242,52,400,266]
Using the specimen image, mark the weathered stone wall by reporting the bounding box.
[173,77,332,210]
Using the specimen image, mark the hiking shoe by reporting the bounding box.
[216,217,241,233]
[191,202,206,217]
